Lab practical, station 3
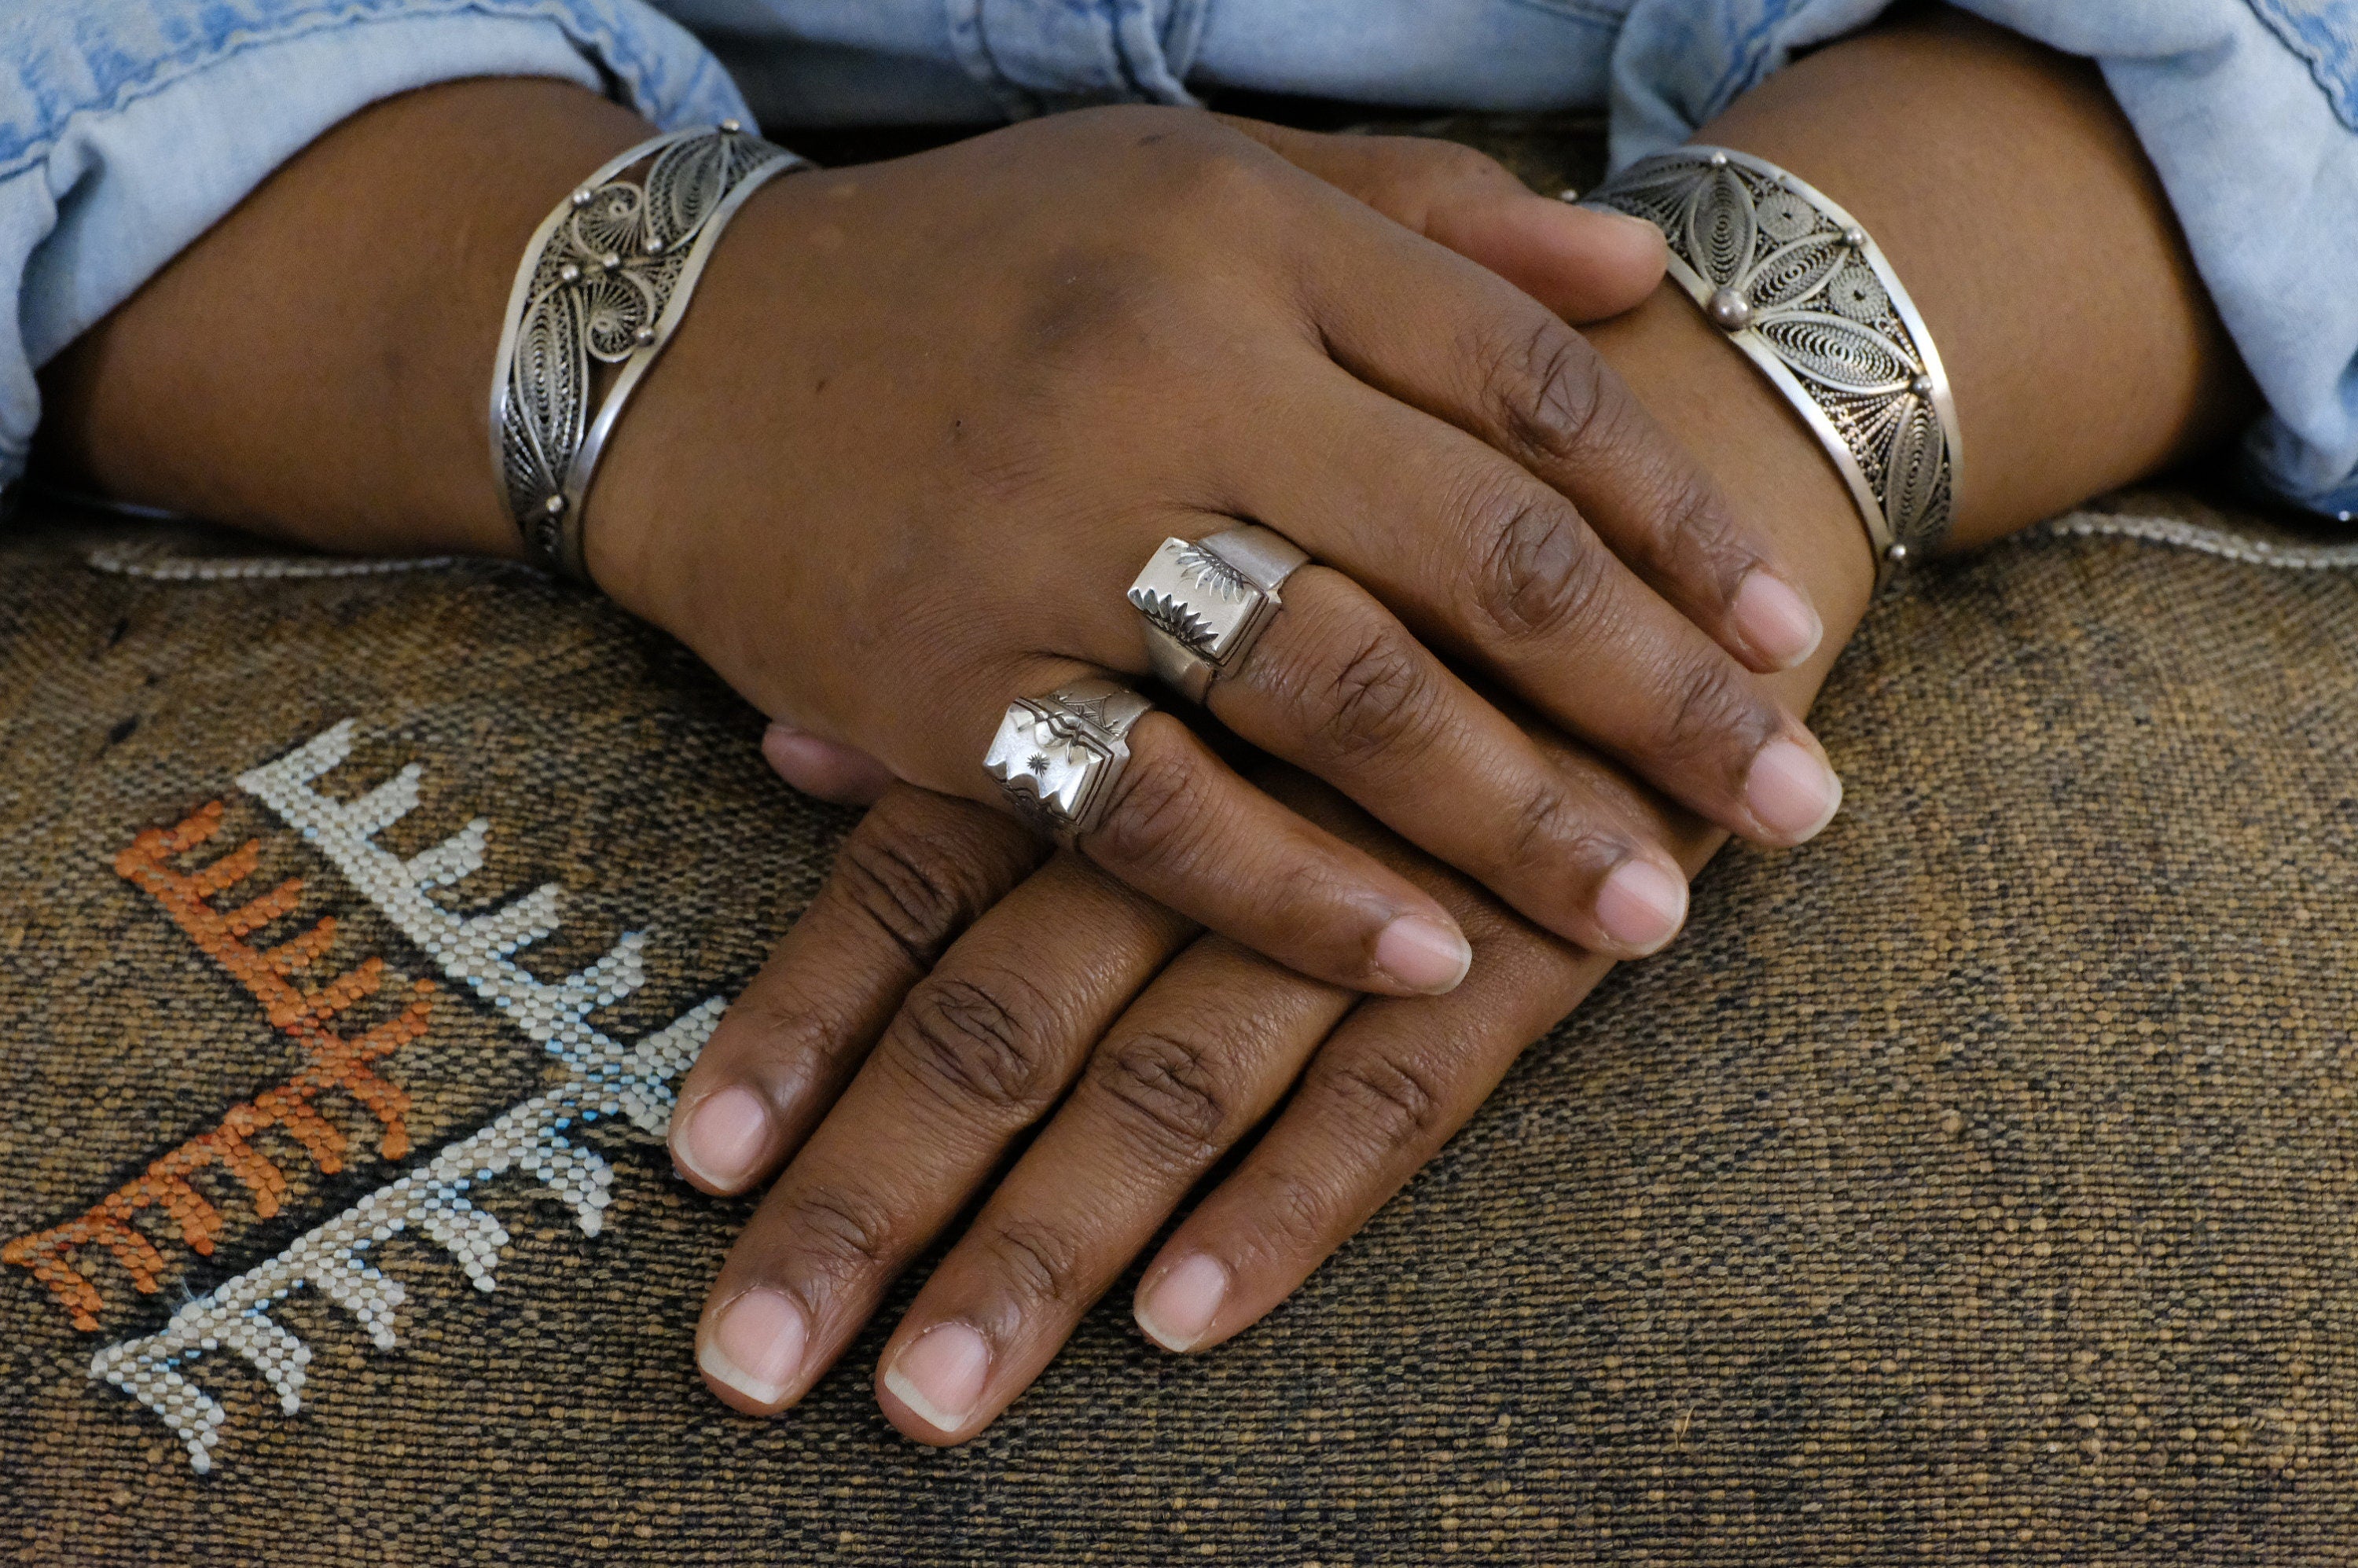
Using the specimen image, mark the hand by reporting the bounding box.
[671,778,1646,1441]
[586,105,1843,1001]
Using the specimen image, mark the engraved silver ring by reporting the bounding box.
[982,678,1155,845]
[1126,525,1311,703]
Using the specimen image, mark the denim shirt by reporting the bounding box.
[5,0,2355,520]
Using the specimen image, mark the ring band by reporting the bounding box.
[1126,525,1310,703]
[982,678,1155,844]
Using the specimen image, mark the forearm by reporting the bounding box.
[35,78,652,560]
[1524,8,2255,1019]
[1617,7,2250,720]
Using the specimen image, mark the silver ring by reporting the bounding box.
[1126,525,1310,703]
[982,678,1155,844]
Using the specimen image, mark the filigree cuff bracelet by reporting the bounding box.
[1582,146,1961,591]
[491,122,804,582]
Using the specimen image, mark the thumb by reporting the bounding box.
[1218,115,1666,322]
[761,722,898,806]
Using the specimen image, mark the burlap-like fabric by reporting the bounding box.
[9,116,2358,1567]
[8,487,2358,1564]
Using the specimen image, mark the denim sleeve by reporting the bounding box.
[1608,0,2358,520]
[0,1,748,490]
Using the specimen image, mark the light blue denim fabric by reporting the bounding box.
[0,0,745,483]
[7,1,2354,520]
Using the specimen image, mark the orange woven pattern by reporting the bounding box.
[2,802,432,1331]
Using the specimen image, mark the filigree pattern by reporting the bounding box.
[497,125,797,565]
[1585,149,1957,558]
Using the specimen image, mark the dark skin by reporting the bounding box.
[37,9,2249,1442]
[39,77,1848,1002]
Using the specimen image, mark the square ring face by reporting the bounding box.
[983,700,1123,831]
[1126,538,1274,667]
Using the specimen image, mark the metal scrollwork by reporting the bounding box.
[1584,147,1962,586]
[493,123,803,581]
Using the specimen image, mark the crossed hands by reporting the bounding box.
[608,108,1843,1443]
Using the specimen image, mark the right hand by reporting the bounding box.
[589,106,1843,996]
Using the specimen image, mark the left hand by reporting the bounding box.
[670,773,1655,1441]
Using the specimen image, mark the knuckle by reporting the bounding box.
[1158,132,1287,217]
[1317,1047,1447,1157]
[978,1218,1087,1308]
[832,809,1020,972]
[728,986,864,1082]
[1317,628,1438,763]
[1482,318,1609,465]
[1470,487,1612,643]
[891,970,1067,1119]
[1652,655,1773,769]
[1503,784,1615,878]
[1237,1162,1336,1266]
[1089,1030,1233,1163]
[1418,138,1510,189]
[1086,752,1211,877]
[777,1185,898,1284]
[1632,455,1754,592]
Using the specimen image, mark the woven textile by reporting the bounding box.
[7,486,2358,1563]
[7,119,2358,1563]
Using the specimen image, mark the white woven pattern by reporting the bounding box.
[88,722,722,1474]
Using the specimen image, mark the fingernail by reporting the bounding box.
[883,1321,992,1434]
[1137,1254,1229,1352]
[1731,571,1823,669]
[1745,739,1843,843]
[1593,858,1688,955]
[700,1288,806,1406]
[1374,913,1473,994]
[673,1085,772,1191]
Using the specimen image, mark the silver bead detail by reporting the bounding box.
[570,188,593,208]
[600,253,622,274]
[1706,286,1754,331]
[634,325,657,347]
[645,237,666,256]
[719,118,743,134]
[558,263,582,285]
[542,494,566,516]
[1842,226,1868,249]
[1886,541,1910,565]
[1708,151,1729,168]
[1910,374,1935,398]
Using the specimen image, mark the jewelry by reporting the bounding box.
[1581,146,1961,590]
[491,122,804,582]
[1126,525,1311,702]
[982,678,1155,843]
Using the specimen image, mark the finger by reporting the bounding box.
[668,787,1041,1194]
[1132,854,1611,1357]
[873,936,1349,1443]
[1232,374,1842,846]
[760,722,897,806]
[979,659,1476,996]
[1207,564,1691,957]
[1216,116,1667,322]
[691,856,1195,1413]
[1298,210,1826,675]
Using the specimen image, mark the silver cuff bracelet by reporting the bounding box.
[1582,146,1961,590]
[491,122,804,582]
